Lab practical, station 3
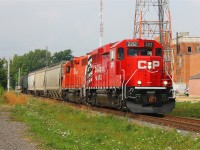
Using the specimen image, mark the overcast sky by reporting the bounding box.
[0,0,199,58]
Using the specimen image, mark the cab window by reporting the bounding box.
[118,47,124,60]
[141,49,152,56]
[128,48,138,56]
[156,48,162,57]
[66,66,70,73]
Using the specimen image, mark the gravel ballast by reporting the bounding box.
[0,106,38,150]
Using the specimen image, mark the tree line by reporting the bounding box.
[0,49,73,89]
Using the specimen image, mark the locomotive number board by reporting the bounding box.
[126,42,138,47]
[144,42,154,47]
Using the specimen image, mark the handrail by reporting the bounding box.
[124,69,138,98]
[121,69,125,101]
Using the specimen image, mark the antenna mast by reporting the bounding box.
[99,0,103,46]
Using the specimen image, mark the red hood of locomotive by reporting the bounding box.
[125,56,163,87]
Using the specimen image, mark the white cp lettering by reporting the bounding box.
[138,61,160,69]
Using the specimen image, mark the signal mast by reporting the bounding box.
[99,0,103,46]
[133,0,173,75]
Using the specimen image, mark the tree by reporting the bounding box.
[25,49,51,71]
[10,49,51,88]
[50,49,73,64]
[0,58,7,89]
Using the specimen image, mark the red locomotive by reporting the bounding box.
[25,39,175,114]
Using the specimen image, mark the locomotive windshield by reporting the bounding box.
[127,48,152,56]
[141,49,152,56]
[127,48,138,56]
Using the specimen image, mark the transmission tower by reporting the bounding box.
[99,0,103,46]
[133,0,173,74]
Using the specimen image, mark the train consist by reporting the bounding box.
[21,39,175,114]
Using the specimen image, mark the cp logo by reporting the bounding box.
[138,61,160,69]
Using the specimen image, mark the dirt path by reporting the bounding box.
[0,106,38,150]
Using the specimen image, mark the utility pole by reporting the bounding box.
[7,58,10,92]
[18,68,20,86]
[46,45,48,67]
[99,0,103,46]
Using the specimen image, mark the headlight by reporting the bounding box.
[163,81,168,85]
[137,80,142,85]
[147,65,152,69]
[147,61,152,70]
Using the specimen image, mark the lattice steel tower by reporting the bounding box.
[133,0,173,65]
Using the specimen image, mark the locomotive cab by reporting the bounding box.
[112,39,175,113]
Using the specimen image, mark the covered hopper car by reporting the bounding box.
[22,39,175,114]
[27,63,63,99]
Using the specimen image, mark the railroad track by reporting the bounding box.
[129,114,200,133]
[75,104,200,133]
[36,96,200,133]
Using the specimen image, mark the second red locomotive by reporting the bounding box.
[25,39,175,114]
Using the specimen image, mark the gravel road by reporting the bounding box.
[0,106,38,150]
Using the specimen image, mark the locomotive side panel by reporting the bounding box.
[73,57,87,89]
[62,56,88,103]
[62,61,72,89]
[87,44,122,89]
[62,57,87,89]
[85,44,123,108]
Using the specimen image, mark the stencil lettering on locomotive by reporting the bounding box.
[74,68,78,74]
[94,64,105,81]
[138,61,160,69]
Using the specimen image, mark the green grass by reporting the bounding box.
[11,98,200,150]
[169,102,200,119]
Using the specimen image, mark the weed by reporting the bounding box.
[3,92,27,105]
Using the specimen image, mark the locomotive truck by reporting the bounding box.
[22,39,175,114]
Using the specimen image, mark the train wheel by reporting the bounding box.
[62,91,69,102]
[91,94,97,106]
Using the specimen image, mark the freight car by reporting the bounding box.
[20,75,28,93]
[22,39,175,114]
[27,63,64,99]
